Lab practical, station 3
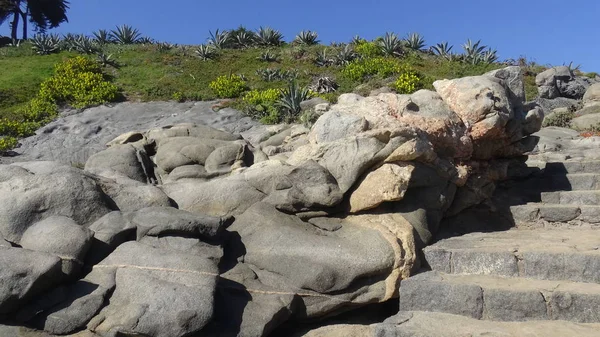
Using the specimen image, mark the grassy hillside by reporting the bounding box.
[0,27,567,151]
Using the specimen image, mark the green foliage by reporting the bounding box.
[195,45,218,60]
[110,25,142,44]
[342,57,405,82]
[404,33,426,51]
[172,91,184,102]
[257,50,279,62]
[209,74,248,98]
[255,27,284,47]
[354,41,383,58]
[207,29,230,49]
[294,30,319,46]
[585,72,599,79]
[93,29,112,44]
[543,109,575,128]
[393,71,423,94]
[242,88,281,122]
[378,32,403,57]
[40,56,119,108]
[0,136,18,153]
[30,34,61,55]
[333,44,358,65]
[277,81,311,122]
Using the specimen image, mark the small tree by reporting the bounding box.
[0,0,69,40]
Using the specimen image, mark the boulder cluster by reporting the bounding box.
[0,66,543,336]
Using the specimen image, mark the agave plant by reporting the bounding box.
[138,37,155,45]
[195,44,217,60]
[93,29,112,44]
[462,39,487,61]
[309,76,338,93]
[207,29,230,49]
[232,30,256,49]
[314,49,333,67]
[257,50,279,62]
[481,48,499,64]
[156,42,175,52]
[333,44,358,66]
[111,25,142,44]
[281,69,299,81]
[294,30,319,46]
[405,33,426,51]
[431,42,453,58]
[255,26,284,47]
[379,32,403,57]
[350,35,366,45]
[277,81,312,122]
[72,35,99,54]
[256,68,283,81]
[31,34,61,55]
[96,52,119,68]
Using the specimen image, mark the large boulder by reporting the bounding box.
[0,164,112,243]
[536,66,589,99]
[87,241,219,337]
[84,144,151,183]
[349,162,414,213]
[583,83,600,107]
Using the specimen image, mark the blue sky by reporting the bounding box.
[2,0,599,71]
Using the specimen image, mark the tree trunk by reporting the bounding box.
[21,8,27,40]
[10,11,19,41]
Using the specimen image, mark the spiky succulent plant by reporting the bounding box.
[462,39,487,60]
[255,26,284,47]
[350,35,366,45]
[138,37,155,45]
[309,77,339,93]
[195,44,217,61]
[93,29,112,44]
[333,44,358,65]
[294,30,319,46]
[257,50,279,62]
[431,42,453,58]
[405,33,426,51]
[480,48,499,64]
[256,68,282,82]
[207,29,230,49]
[232,30,256,48]
[110,25,142,44]
[31,34,61,55]
[277,81,312,122]
[72,35,99,54]
[379,32,403,57]
[314,49,333,67]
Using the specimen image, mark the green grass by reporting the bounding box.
[0,41,544,125]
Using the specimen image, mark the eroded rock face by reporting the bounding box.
[0,67,542,336]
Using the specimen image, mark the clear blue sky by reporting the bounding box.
[2,0,599,71]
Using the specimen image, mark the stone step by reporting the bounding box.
[510,204,600,224]
[379,311,600,337]
[541,190,600,205]
[399,271,600,323]
[545,173,600,191]
[423,229,600,283]
[544,160,600,174]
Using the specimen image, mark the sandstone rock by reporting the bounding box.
[536,66,572,99]
[147,123,242,143]
[309,110,368,144]
[204,142,245,174]
[349,162,414,213]
[434,76,512,140]
[154,136,230,173]
[165,164,211,182]
[20,216,93,265]
[583,83,600,107]
[87,211,135,265]
[84,144,150,183]
[0,168,112,243]
[88,241,219,337]
[571,113,600,130]
[99,180,173,212]
[486,66,526,104]
[300,97,329,111]
[0,247,63,314]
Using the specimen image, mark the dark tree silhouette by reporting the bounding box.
[0,0,69,40]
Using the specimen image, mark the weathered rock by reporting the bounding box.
[98,179,173,212]
[84,144,150,183]
[147,123,242,143]
[536,66,573,99]
[162,175,266,217]
[87,241,219,337]
[486,66,526,104]
[204,142,246,174]
[309,110,368,144]
[300,97,329,111]
[571,113,600,130]
[434,76,512,140]
[349,162,414,213]
[20,216,93,274]
[583,83,600,107]
[0,247,63,314]
[0,166,112,243]
[87,211,136,265]
[154,136,230,173]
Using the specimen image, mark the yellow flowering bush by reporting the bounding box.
[393,71,423,94]
[354,41,383,58]
[242,89,281,123]
[0,56,119,152]
[342,57,405,82]
[209,74,248,98]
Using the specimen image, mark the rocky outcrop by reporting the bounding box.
[0,67,544,336]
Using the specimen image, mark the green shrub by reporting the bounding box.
[542,109,575,128]
[39,56,119,108]
[354,41,383,58]
[242,89,281,122]
[393,71,423,94]
[0,136,18,152]
[209,74,248,98]
[342,57,406,82]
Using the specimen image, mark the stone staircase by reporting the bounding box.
[507,160,600,228]
[396,159,600,335]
